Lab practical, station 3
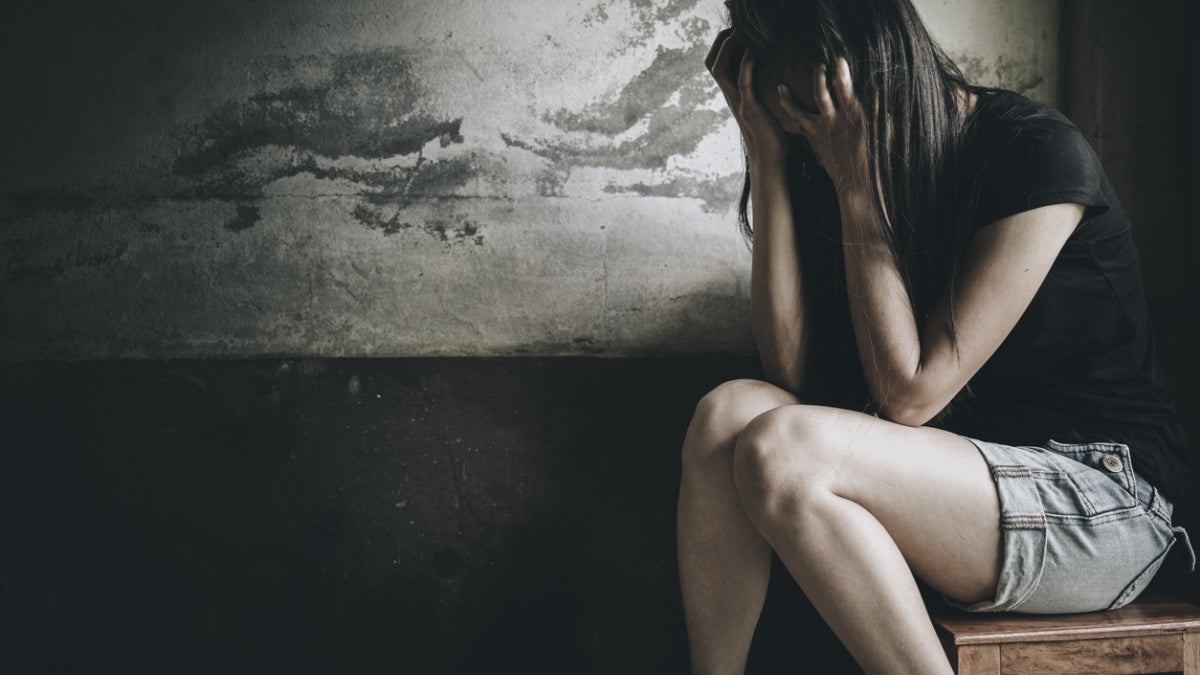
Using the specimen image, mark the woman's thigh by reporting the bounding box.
[735,404,1003,603]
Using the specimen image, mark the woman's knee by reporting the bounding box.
[732,406,841,520]
[681,379,798,472]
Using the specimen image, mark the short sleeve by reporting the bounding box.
[976,118,1110,227]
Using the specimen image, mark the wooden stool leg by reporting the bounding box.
[1186,632,1198,675]
[956,644,1000,675]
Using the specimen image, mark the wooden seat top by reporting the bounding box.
[932,593,1200,646]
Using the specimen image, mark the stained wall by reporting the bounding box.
[1,0,1062,358]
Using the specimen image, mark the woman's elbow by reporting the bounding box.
[873,369,955,427]
[877,396,937,427]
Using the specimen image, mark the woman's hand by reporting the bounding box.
[780,57,870,195]
[705,29,787,166]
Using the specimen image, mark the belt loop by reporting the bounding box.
[1171,526,1197,573]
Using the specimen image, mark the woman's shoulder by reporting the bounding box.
[969,88,1099,167]
[971,89,1080,139]
[967,89,1110,226]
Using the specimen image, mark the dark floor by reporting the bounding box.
[0,357,863,674]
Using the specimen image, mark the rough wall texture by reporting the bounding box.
[1,0,1061,358]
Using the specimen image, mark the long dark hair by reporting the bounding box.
[727,0,986,334]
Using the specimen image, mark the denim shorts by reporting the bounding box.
[954,438,1196,614]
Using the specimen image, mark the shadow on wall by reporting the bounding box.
[2,357,866,674]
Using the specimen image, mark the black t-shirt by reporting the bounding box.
[932,90,1195,506]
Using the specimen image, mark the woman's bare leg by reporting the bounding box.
[733,405,1003,675]
[677,379,799,675]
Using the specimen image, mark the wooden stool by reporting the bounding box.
[932,593,1200,674]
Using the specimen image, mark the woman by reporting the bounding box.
[677,0,1197,673]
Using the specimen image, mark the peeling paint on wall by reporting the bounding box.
[173,51,459,174]
[167,47,481,244]
[499,41,734,203]
[498,5,739,212]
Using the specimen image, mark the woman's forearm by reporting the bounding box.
[837,190,928,422]
[749,158,808,395]
[837,192,1087,427]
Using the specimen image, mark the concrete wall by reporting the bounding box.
[3,358,740,674]
[1,0,1062,359]
[5,4,1198,674]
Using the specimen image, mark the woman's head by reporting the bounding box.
[725,0,980,327]
[724,1,832,131]
[726,0,969,135]
[749,50,817,138]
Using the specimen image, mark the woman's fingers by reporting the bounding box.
[813,63,837,118]
[712,32,742,86]
[833,57,857,113]
[707,32,744,107]
[777,84,814,119]
[738,50,756,100]
[777,84,812,135]
[704,27,734,73]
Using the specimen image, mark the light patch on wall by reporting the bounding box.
[952,53,1045,98]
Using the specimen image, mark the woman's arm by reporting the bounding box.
[839,195,1081,425]
[707,30,809,394]
[781,59,1083,424]
[748,155,808,395]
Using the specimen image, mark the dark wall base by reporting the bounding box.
[1,357,861,675]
